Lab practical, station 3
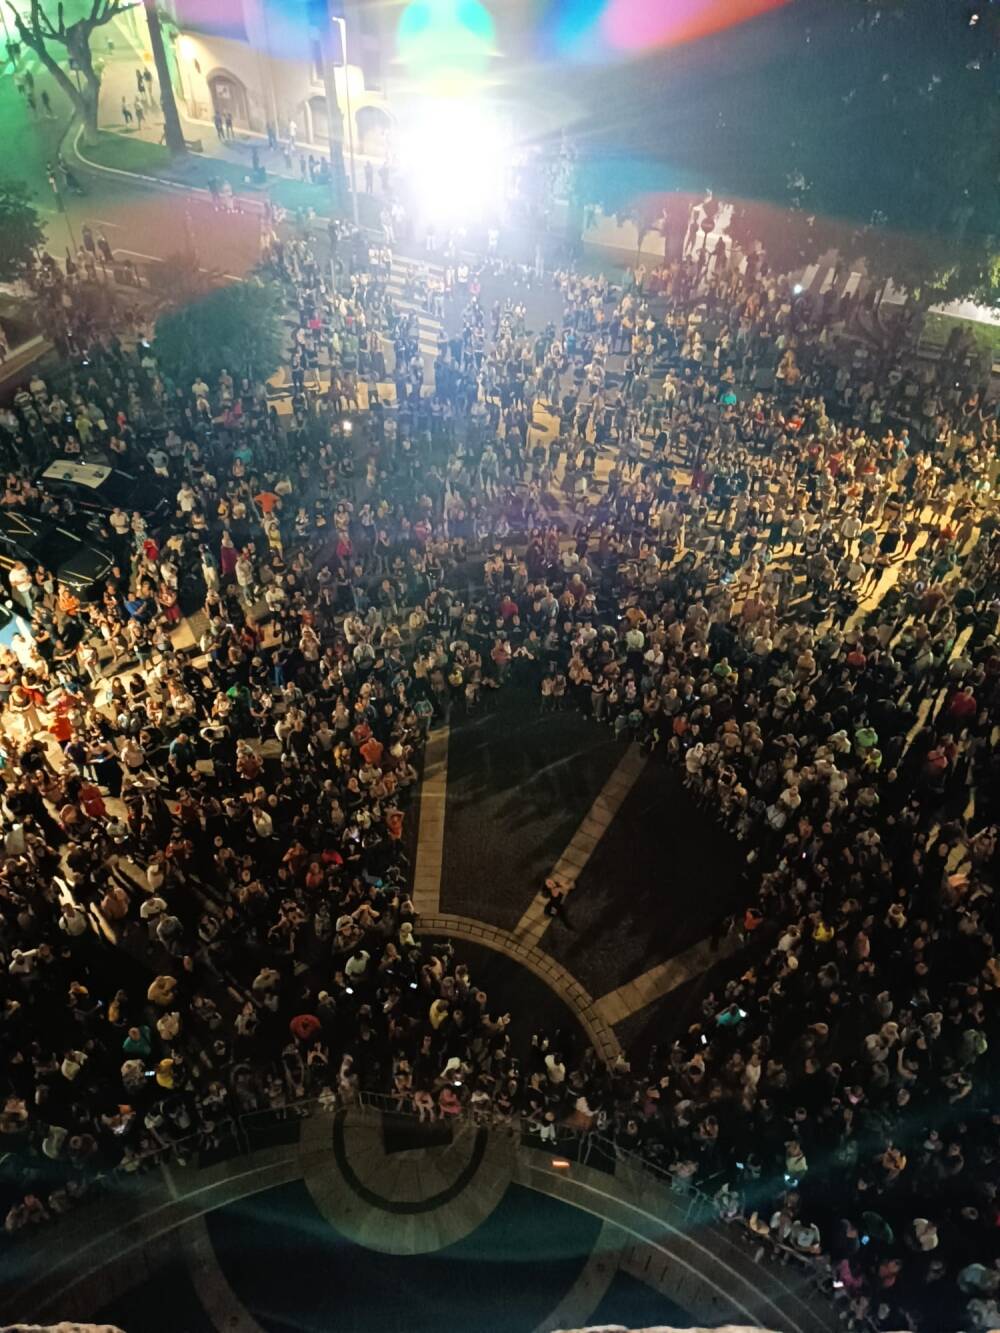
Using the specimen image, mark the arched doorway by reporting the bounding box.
[308,93,330,143]
[356,104,392,157]
[207,70,249,127]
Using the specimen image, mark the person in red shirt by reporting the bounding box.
[359,735,384,767]
[49,713,73,745]
[289,1013,321,1044]
[948,687,977,726]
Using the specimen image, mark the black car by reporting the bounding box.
[0,509,115,598]
[36,460,168,521]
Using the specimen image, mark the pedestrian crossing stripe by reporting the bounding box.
[389,255,446,276]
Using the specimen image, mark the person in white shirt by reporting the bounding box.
[8,562,33,613]
[109,506,131,538]
[8,948,38,977]
[147,447,169,477]
[59,903,89,938]
[345,948,370,980]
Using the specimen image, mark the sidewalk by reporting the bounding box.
[74,60,548,263]
[74,54,382,224]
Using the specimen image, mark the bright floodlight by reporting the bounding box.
[400,100,509,225]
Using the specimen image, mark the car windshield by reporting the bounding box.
[43,467,142,511]
[89,471,140,509]
[19,525,85,571]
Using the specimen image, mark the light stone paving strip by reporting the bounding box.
[415,912,621,1062]
[181,1213,269,1333]
[4,1110,830,1332]
[593,934,741,1028]
[411,724,450,915]
[302,1110,515,1256]
[529,1218,622,1333]
[514,742,647,949]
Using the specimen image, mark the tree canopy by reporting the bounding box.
[152,280,284,388]
[568,0,1000,301]
[0,180,46,284]
[7,0,129,143]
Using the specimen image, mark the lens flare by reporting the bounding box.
[545,0,791,61]
[399,99,510,224]
[397,0,497,91]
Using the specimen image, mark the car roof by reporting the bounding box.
[39,460,114,489]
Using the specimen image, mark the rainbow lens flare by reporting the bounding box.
[397,0,497,89]
[548,0,790,61]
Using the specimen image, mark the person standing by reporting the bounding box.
[8,562,33,614]
[200,544,220,594]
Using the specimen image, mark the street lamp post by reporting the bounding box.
[55,186,78,255]
[331,13,359,229]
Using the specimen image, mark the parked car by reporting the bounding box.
[36,460,168,521]
[0,510,115,599]
[0,601,30,647]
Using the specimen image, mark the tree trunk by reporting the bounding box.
[80,90,100,145]
[564,195,583,256]
[143,0,186,157]
[14,30,99,142]
[78,66,103,146]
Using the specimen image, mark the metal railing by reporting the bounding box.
[2,1087,864,1329]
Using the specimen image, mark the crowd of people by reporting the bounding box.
[0,202,998,1333]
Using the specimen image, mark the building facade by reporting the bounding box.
[165,0,396,156]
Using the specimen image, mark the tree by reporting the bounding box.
[147,251,210,302]
[572,152,702,261]
[627,198,666,266]
[843,222,1000,313]
[7,0,128,145]
[143,0,185,157]
[0,180,46,284]
[726,202,842,277]
[564,0,1000,301]
[153,280,284,388]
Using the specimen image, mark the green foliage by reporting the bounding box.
[0,180,45,284]
[147,251,211,301]
[153,280,284,387]
[7,0,127,138]
[572,0,999,301]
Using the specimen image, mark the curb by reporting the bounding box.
[71,120,222,205]
[68,122,384,237]
[415,911,622,1062]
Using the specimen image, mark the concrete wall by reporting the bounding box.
[581,208,668,261]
